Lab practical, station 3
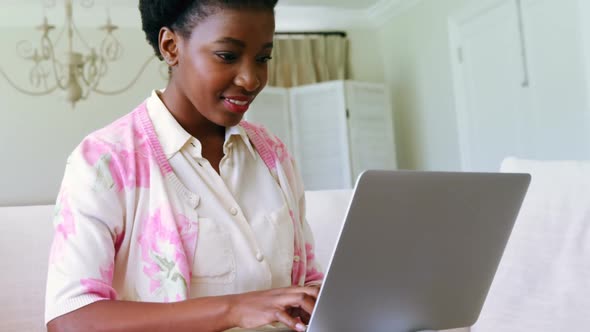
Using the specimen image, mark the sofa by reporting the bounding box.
[1,157,588,331]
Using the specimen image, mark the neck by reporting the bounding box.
[159,81,225,142]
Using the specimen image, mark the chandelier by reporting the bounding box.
[0,0,161,107]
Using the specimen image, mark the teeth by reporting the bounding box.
[226,98,248,106]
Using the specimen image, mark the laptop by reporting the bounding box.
[239,170,530,332]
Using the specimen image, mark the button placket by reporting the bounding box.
[230,207,239,216]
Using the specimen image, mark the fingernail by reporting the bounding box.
[296,323,307,331]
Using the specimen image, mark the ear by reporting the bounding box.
[158,27,180,66]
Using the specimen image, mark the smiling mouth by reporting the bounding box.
[221,96,253,114]
[224,98,249,106]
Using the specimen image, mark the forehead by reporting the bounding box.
[189,8,275,45]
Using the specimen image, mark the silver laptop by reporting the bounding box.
[240,170,530,332]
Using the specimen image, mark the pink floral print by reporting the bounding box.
[81,114,152,192]
[137,206,198,299]
[241,121,291,170]
[80,262,117,300]
[305,243,324,282]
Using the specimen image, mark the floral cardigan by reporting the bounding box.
[45,102,323,323]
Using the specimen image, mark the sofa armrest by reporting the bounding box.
[440,328,470,332]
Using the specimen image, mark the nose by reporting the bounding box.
[234,62,262,92]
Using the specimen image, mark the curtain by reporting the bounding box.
[268,35,349,88]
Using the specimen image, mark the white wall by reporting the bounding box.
[377,0,470,171]
[376,0,590,171]
[347,28,385,83]
[0,27,166,206]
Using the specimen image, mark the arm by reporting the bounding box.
[48,287,319,332]
[47,297,234,332]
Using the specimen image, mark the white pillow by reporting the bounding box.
[472,157,590,332]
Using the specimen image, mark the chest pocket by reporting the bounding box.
[191,218,236,284]
[264,203,295,277]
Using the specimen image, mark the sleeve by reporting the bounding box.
[45,138,125,324]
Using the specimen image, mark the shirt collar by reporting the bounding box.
[146,89,192,160]
[146,89,256,160]
[226,125,257,160]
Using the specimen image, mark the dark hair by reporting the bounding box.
[139,0,279,60]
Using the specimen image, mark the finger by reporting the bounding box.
[282,293,316,316]
[275,310,307,332]
[297,309,311,324]
[290,307,310,323]
[286,286,320,299]
[298,294,316,316]
[294,315,306,325]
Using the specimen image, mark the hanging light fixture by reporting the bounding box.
[0,0,161,108]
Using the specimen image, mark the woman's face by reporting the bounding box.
[172,8,275,128]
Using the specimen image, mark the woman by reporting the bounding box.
[45,1,323,331]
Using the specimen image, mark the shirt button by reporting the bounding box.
[293,255,301,262]
[256,252,264,262]
[230,207,238,216]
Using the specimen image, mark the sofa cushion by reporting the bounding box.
[472,157,590,332]
[0,205,55,332]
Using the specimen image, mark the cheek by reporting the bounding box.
[186,60,229,94]
[259,66,269,85]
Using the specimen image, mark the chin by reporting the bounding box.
[219,114,244,128]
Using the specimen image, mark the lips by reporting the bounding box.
[222,95,253,114]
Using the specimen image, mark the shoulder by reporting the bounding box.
[68,103,156,191]
[240,120,295,178]
[75,103,151,158]
[240,120,287,149]
[83,103,148,149]
[240,120,271,139]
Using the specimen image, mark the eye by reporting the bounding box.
[257,55,273,64]
[216,52,238,63]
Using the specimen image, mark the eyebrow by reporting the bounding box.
[214,37,273,49]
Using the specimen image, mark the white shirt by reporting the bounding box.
[146,90,294,298]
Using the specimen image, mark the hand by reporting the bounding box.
[287,285,321,324]
[229,286,319,332]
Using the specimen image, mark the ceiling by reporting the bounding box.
[278,0,382,10]
[2,0,397,29]
[5,0,383,10]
